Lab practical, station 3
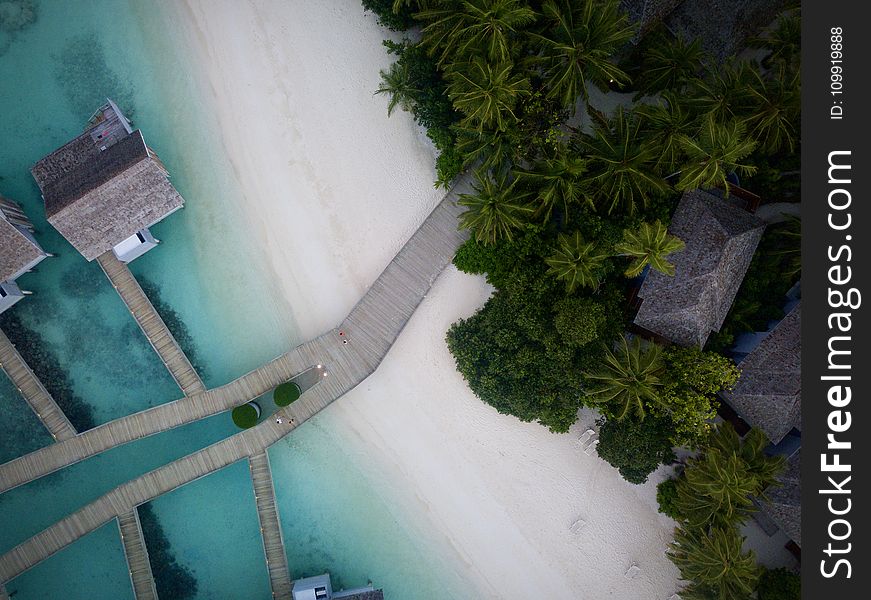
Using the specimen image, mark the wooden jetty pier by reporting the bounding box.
[249,451,293,600]
[0,329,76,442]
[117,509,159,600]
[96,252,205,396]
[0,177,471,584]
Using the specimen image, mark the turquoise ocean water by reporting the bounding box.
[0,1,466,598]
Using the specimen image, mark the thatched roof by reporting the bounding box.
[335,592,384,600]
[31,103,184,261]
[634,189,765,347]
[0,196,47,283]
[722,303,800,444]
[761,450,801,546]
[620,0,684,39]
[665,0,790,61]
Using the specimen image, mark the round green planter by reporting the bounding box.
[273,381,301,407]
[232,401,261,429]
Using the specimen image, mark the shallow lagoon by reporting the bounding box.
[1,1,467,598]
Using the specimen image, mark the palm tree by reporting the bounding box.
[375,60,419,116]
[454,125,517,173]
[458,170,532,244]
[416,0,537,65]
[684,61,756,124]
[635,33,705,98]
[676,424,785,528]
[545,230,609,292]
[635,92,698,174]
[768,215,801,278]
[668,525,760,600]
[751,10,800,69]
[446,57,531,132]
[513,145,590,222]
[745,63,800,154]
[707,424,785,494]
[529,0,633,109]
[583,336,666,420]
[676,115,757,192]
[576,106,669,215]
[615,220,685,277]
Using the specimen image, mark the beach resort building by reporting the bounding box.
[0,195,50,313]
[30,100,184,263]
[292,573,384,600]
[722,302,801,447]
[632,189,766,347]
[720,301,801,550]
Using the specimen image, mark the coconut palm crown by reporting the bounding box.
[583,336,666,420]
[545,230,608,292]
[615,220,686,277]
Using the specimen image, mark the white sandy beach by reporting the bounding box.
[165,0,683,597]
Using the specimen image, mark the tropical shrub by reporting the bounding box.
[274,382,301,407]
[595,415,676,484]
[757,567,801,600]
[231,402,261,429]
[656,477,682,519]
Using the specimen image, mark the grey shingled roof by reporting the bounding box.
[620,0,684,39]
[31,105,184,261]
[336,591,384,600]
[0,196,46,283]
[722,303,800,444]
[665,0,790,61]
[633,189,765,347]
[760,450,801,546]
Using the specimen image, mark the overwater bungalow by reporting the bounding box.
[632,189,766,347]
[292,573,384,600]
[30,100,184,263]
[0,195,50,313]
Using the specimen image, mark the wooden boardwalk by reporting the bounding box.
[117,509,158,600]
[249,451,292,600]
[0,328,76,441]
[0,177,471,583]
[96,252,205,396]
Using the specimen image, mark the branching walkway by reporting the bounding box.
[117,510,158,600]
[96,252,205,396]
[249,451,292,600]
[0,177,471,584]
[0,328,76,441]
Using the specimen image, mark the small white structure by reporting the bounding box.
[112,228,159,263]
[292,573,382,600]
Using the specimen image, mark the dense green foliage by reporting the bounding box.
[138,503,198,599]
[757,567,801,600]
[595,415,676,483]
[362,0,415,31]
[273,381,301,407]
[0,311,96,431]
[656,477,682,519]
[668,524,760,600]
[448,225,625,432]
[675,424,785,528]
[363,2,801,504]
[584,341,738,447]
[231,402,260,429]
